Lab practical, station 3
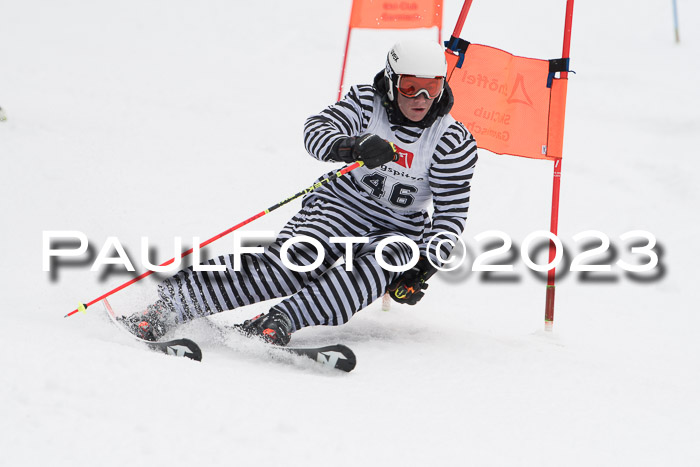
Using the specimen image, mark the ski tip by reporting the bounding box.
[337,344,357,372]
[283,343,357,372]
[150,338,203,362]
[178,339,203,362]
[325,344,356,372]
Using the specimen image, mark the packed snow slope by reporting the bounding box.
[1,0,699,466]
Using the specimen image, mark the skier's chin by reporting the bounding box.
[404,109,429,122]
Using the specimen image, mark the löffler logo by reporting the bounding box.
[506,73,534,107]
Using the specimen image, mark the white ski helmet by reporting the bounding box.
[384,39,447,101]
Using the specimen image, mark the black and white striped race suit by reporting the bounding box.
[157,84,478,331]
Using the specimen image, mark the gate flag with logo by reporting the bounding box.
[337,0,443,101]
[446,0,575,329]
[445,44,568,160]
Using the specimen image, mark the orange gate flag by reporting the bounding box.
[349,0,442,30]
[446,44,568,160]
[338,0,443,101]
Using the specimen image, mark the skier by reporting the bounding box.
[124,39,478,345]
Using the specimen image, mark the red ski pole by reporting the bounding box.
[65,161,365,318]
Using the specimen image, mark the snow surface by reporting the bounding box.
[2,0,699,465]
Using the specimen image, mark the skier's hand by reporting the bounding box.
[332,134,398,169]
[386,258,437,306]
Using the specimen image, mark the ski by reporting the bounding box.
[282,344,357,372]
[100,298,353,370]
[208,320,357,372]
[101,299,202,362]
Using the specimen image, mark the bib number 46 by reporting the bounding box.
[361,173,417,208]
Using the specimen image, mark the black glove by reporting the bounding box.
[330,134,398,169]
[386,258,437,305]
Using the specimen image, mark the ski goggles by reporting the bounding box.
[397,75,444,99]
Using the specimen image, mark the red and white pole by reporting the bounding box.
[544,0,575,331]
[337,25,353,102]
[450,0,474,38]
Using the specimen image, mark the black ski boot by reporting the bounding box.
[236,309,293,346]
[118,300,172,342]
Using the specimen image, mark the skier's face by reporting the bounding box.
[397,93,435,122]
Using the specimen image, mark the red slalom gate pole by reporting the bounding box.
[544,0,575,331]
[451,0,474,37]
[337,25,353,102]
[65,162,365,318]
